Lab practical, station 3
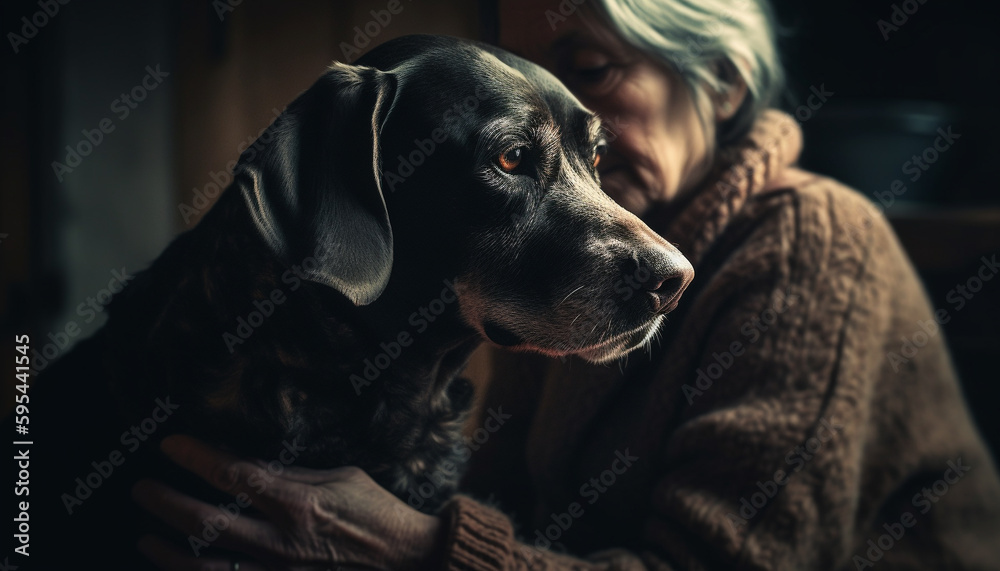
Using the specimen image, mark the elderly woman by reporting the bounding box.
[135,0,1000,569]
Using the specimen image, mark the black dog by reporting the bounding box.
[18,35,693,567]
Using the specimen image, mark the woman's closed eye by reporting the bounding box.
[566,49,619,90]
[575,63,611,82]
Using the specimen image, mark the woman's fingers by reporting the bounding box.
[132,478,278,558]
[134,439,430,571]
[257,460,365,486]
[137,534,269,571]
[138,435,397,569]
[160,434,303,515]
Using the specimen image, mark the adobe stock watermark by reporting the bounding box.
[178,107,283,225]
[868,125,960,214]
[212,0,243,21]
[7,0,71,54]
[404,406,512,512]
[792,84,834,123]
[28,267,135,375]
[851,458,971,569]
[339,0,412,62]
[544,0,588,31]
[350,279,460,395]
[521,448,640,555]
[51,64,170,182]
[380,84,491,193]
[877,0,931,41]
[221,243,336,353]
[887,254,998,372]
[60,396,180,515]
[726,416,844,531]
[842,125,961,246]
[682,287,800,404]
[543,256,682,362]
[188,439,307,556]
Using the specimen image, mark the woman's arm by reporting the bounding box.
[133,433,673,570]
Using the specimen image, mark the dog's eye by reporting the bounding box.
[498,146,525,172]
[593,142,608,168]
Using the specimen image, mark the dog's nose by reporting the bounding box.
[635,249,694,314]
[646,271,689,313]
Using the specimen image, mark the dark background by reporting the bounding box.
[2,0,998,454]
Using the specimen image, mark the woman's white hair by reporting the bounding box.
[594,0,784,146]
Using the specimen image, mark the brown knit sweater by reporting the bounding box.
[439,110,1000,570]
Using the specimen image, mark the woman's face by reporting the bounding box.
[498,0,711,216]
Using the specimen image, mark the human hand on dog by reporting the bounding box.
[132,435,447,571]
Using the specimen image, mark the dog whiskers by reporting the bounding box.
[556,285,586,308]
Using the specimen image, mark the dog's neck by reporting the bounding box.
[102,188,481,474]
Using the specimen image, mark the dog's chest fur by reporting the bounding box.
[98,190,475,512]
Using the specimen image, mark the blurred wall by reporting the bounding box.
[173,0,481,230]
[57,1,177,350]
[2,1,177,409]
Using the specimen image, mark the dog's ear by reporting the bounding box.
[236,62,397,305]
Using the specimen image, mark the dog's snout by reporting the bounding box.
[647,272,688,313]
[632,248,694,314]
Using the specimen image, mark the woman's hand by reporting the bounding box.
[132,434,447,571]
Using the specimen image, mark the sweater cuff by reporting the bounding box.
[442,494,515,570]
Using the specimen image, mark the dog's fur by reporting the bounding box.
[19,35,692,567]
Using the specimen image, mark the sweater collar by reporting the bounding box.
[647,109,803,266]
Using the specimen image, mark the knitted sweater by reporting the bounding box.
[440,110,1000,570]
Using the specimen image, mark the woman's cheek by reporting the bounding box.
[619,126,661,183]
[600,158,654,215]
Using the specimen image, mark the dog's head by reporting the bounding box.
[236,35,693,364]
